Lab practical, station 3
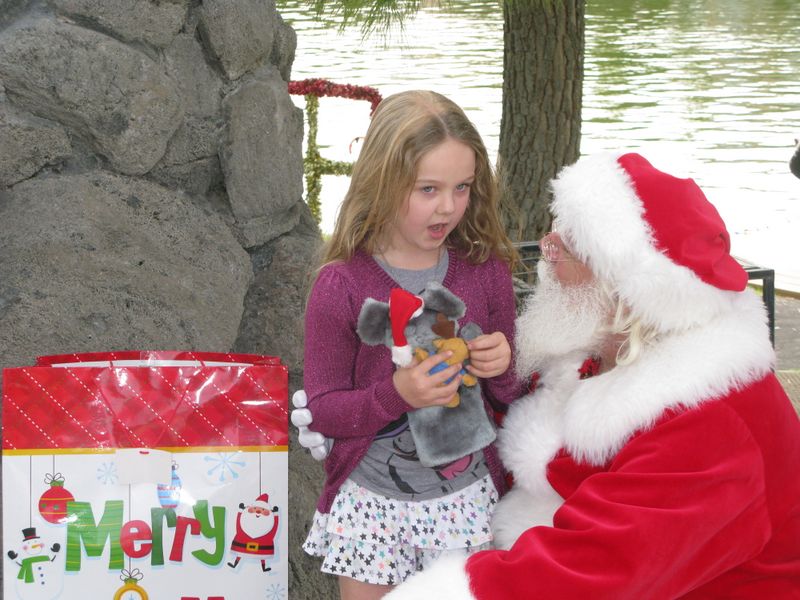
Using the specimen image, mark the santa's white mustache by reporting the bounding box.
[514,260,610,380]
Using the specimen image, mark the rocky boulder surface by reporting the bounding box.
[0,1,332,597]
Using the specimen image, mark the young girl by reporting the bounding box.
[301,90,525,600]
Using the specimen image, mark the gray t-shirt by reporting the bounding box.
[347,251,490,501]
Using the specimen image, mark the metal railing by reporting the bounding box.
[512,241,776,345]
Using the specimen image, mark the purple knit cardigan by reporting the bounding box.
[304,248,525,512]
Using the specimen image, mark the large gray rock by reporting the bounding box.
[221,66,304,247]
[0,1,315,594]
[234,204,320,376]
[149,31,225,196]
[148,116,223,197]
[0,102,72,187]
[271,12,296,82]
[0,18,183,175]
[148,153,223,198]
[0,171,252,370]
[161,30,223,119]
[198,0,276,81]
[50,0,189,48]
[0,0,35,30]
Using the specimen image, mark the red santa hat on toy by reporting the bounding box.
[549,152,748,332]
[252,493,270,509]
[389,288,424,367]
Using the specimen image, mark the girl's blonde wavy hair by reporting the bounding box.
[318,90,518,270]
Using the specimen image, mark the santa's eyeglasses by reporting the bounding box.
[540,231,578,263]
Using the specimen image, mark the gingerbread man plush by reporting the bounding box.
[413,314,478,408]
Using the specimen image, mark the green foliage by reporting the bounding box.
[302,94,354,221]
[294,0,450,38]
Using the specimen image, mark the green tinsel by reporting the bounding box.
[302,94,356,222]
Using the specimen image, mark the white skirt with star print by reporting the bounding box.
[302,474,497,585]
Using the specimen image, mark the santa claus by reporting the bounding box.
[385,152,800,598]
[227,493,279,572]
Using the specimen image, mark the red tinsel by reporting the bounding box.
[288,78,383,114]
[527,371,541,394]
[526,356,600,394]
[578,356,601,379]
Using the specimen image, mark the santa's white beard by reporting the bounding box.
[515,261,611,380]
[239,510,274,538]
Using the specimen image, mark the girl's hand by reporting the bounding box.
[393,351,462,409]
[466,332,511,378]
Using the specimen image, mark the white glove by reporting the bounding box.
[291,390,332,461]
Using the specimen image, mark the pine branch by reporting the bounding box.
[291,0,450,39]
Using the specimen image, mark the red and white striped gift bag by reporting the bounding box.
[3,351,288,600]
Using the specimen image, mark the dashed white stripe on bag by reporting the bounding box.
[243,371,289,418]
[117,369,189,446]
[66,368,147,447]
[5,394,55,448]
[208,378,273,445]
[153,369,234,445]
[23,369,102,446]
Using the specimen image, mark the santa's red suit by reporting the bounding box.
[385,152,800,599]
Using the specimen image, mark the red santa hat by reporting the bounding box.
[252,493,270,509]
[389,288,424,367]
[549,152,748,332]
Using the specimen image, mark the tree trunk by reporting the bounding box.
[499,0,585,243]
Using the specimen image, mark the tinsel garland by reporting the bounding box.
[289,78,383,221]
[288,78,382,113]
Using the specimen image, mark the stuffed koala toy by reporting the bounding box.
[356,282,496,467]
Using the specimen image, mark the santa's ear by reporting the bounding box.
[356,298,392,345]
[421,282,465,319]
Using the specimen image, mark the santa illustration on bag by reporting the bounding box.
[227,493,280,572]
[7,527,63,600]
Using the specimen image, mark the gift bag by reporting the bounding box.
[2,351,288,600]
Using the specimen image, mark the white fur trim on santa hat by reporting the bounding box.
[384,553,475,600]
[551,152,741,332]
[392,344,414,367]
[252,493,270,508]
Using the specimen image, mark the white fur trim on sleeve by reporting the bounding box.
[384,554,475,600]
[492,485,564,550]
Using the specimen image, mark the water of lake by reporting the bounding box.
[278,0,800,292]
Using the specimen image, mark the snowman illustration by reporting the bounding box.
[7,527,63,600]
